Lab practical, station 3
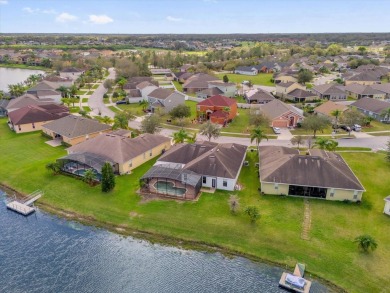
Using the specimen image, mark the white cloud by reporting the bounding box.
[166,16,182,22]
[23,7,37,13]
[0,0,8,4]
[23,7,56,14]
[88,14,113,24]
[56,12,78,23]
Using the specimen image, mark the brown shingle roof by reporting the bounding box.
[314,101,347,116]
[313,83,346,95]
[148,88,174,100]
[260,99,303,120]
[6,94,55,110]
[42,115,111,138]
[351,97,390,114]
[8,104,69,125]
[259,146,364,190]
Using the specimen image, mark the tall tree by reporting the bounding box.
[101,162,115,192]
[302,115,331,138]
[331,109,343,128]
[298,69,313,84]
[169,104,191,126]
[250,127,268,150]
[199,121,221,141]
[141,114,161,134]
[57,86,70,98]
[113,112,132,129]
[290,135,306,150]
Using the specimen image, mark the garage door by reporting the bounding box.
[272,120,288,128]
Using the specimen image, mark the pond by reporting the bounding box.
[0,190,331,293]
[0,67,45,92]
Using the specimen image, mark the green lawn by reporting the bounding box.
[83,106,92,112]
[69,107,80,113]
[77,90,87,95]
[108,106,121,114]
[172,81,183,92]
[92,84,99,89]
[117,103,145,116]
[216,73,275,87]
[1,120,390,292]
[362,120,390,132]
[81,98,88,103]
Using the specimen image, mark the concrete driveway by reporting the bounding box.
[277,128,293,140]
[88,68,116,118]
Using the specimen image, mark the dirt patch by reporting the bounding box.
[129,211,139,217]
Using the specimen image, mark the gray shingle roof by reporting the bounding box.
[313,83,346,95]
[351,97,390,114]
[6,94,55,110]
[8,104,69,125]
[259,146,365,191]
[260,99,303,120]
[42,115,111,138]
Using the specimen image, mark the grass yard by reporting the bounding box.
[362,120,390,132]
[92,84,99,89]
[69,107,80,113]
[83,106,92,112]
[77,90,87,95]
[108,106,121,114]
[81,98,88,103]
[117,103,145,116]
[1,119,390,292]
[172,81,183,92]
[216,73,275,87]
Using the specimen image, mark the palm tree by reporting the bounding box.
[69,84,78,97]
[354,235,378,253]
[8,83,25,97]
[314,137,338,152]
[199,121,221,141]
[173,129,189,144]
[250,127,268,150]
[101,116,113,125]
[57,86,70,98]
[331,109,343,128]
[381,108,390,123]
[46,162,61,175]
[83,169,97,186]
[113,112,131,130]
[139,100,149,111]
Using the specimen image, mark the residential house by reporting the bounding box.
[59,67,84,80]
[314,100,347,120]
[245,88,275,104]
[275,82,306,99]
[180,64,194,72]
[312,83,347,101]
[62,133,172,176]
[140,141,247,199]
[207,81,237,98]
[150,68,172,75]
[234,65,259,75]
[173,72,194,83]
[43,75,73,87]
[42,115,112,145]
[344,72,381,86]
[26,81,62,103]
[196,95,237,125]
[286,88,318,102]
[260,99,304,127]
[371,83,390,100]
[259,146,365,202]
[6,94,55,113]
[350,97,390,122]
[345,84,386,100]
[147,88,186,113]
[274,72,298,84]
[8,104,69,133]
[136,81,159,100]
[0,99,9,117]
[182,73,219,94]
[196,87,224,99]
[125,89,143,104]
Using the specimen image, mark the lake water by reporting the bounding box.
[0,191,330,293]
[0,67,45,92]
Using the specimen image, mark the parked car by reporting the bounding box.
[116,100,127,105]
[340,125,351,132]
[352,124,361,132]
[273,127,281,134]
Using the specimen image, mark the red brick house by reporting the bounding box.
[196,95,237,125]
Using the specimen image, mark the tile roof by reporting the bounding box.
[259,146,365,190]
[68,133,171,164]
[42,115,111,138]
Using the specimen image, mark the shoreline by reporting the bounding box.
[0,63,50,72]
[0,183,344,293]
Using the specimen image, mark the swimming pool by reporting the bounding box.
[154,181,186,196]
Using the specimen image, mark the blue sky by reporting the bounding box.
[0,0,389,34]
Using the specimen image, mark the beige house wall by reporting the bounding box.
[261,182,289,195]
[118,142,172,174]
[14,120,54,133]
[276,75,298,83]
[345,80,378,86]
[41,128,111,145]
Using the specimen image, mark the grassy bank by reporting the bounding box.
[0,63,50,71]
[0,119,389,292]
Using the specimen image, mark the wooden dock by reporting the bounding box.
[6,190,43,216]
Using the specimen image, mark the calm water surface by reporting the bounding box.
[0,191,330,293]
[0,67,45,92]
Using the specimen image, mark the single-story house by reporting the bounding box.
[6,94,55,113]
[197,95,237,125]
[275,82,306,99]
[234,65,259,75]
[312,84,347,101]
[245,88,275,104]
[345,84,386,100]
[350,97,390,122]
[42,115,112,145]
[43,75,73,87]
[259,146,365,202]
[8,104,69,133]
[59,67,84,80]
[314,100,347,119]
[147,88,186,113]
[260,99,304,127]
[0,99,9,117]
[274,73,298,84]
[182,73,219,94]
[136,81,159,100]
[150,68,172,75]
[369,83,390,100]
[62,133,172,176]
[26,81,62,103]
[344,72,381,86]
[140,141,247,199]
[125,89,143,104]
[173,72,194,83]
[286,88,318,102]
[196,87,224,99]
[207,81,237,98]
[384,196,390,216]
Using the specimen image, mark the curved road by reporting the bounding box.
[88,68,116,118]
[90,69,389,150]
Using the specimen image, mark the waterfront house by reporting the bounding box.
[8,104,69,133]
[6,94,55,113]
[259,146,365,202]
[42,115,111,145]
[286,88,318,102]
[0,99,9,117]
[26,81,62,103]
[196,95,237,125]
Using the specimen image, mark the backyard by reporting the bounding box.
[216,73,275,87]
[0,119,389,292]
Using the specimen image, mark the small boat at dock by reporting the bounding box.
[279,263,312,293]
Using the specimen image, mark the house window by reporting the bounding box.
[223,180,228,187]
[274,183,279,190]
[149,150,152,157]
[330,188,335,197]
[353,190,358,200]
[129,160,132,168]
[202,176,207,184]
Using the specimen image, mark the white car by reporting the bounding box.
[273,127,281,134]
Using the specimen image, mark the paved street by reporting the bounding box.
[88,68,116,118]
[313,73,339,86]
